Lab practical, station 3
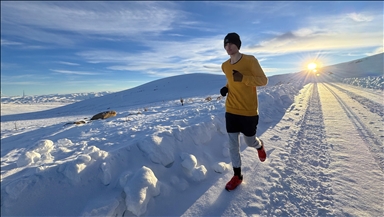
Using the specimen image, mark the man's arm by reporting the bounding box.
[242,57,268,87]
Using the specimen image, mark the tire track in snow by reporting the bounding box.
[327,83,384,117]
[337,82,383,105]
[318,83,384,216]
[264,83,334,216]
[322,83,384,172]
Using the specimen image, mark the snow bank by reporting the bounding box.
[16,140,55,167]
[15,137,109,186]
[342,76,384,90]
[258,83,302,123]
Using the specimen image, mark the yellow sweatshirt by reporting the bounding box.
[221,54,268,116]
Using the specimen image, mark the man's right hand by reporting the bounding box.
[233,70,243,82]
[220,86,228,97]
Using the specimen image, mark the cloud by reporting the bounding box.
[1,39,23,46]
[76,50,131,64]
[210,1,295,17]
[245,12,382,55]
[57,61,80,66]
[2,24,75,47]
[77,36,226,77]
[347,13,374,22]
[2,1,382,96]
[1,38,51,49]
[247,32,381,54]
[1,74,36,80]
[1,1,185,45]
[50,69,100,75]
[1,73,52,85]
[292,28,317,37]
[1,62,20,70]
[0,81,44,85]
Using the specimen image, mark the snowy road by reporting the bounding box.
[321,83,383,171]
[182,82,383,216]
[318,83,383,216]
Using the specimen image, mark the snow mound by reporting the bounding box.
[120,166,161,216]
[180,152,208,182]
[57,144,108,183]
[16,140,55,167]
[212,162,231,173]
[137,133,175,167]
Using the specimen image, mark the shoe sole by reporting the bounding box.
[259,139,266,162]
[225,187,236,191]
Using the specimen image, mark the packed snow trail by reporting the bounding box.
[181,82,383,216]
[261,83,334,216]
[318,83,383,216]
[322,83,383,171]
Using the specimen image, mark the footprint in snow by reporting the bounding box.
[280,126,290,130]
[270,135,281,141]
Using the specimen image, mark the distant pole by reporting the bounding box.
[23,90,25,98]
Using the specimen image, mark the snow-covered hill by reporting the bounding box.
[1,91,113,104]
[320,52,383,79]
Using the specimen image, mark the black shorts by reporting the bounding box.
[225,112,259,137]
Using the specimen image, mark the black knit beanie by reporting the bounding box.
[224,32,241,49]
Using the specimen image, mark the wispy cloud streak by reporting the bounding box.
[51,69,100,75]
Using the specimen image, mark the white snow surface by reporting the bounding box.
[1,53,383,217]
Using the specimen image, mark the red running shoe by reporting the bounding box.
[225,175,243,191]
[257,139,266,162]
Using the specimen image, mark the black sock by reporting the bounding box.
[233,167,242,178]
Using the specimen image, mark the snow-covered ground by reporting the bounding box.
[1,91,112,104]
[1,53,383,217]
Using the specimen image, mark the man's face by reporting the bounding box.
[225,43,239,55]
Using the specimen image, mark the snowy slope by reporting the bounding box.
[1,53,383,217]
[1,74,226,121]
[320,52,383,79]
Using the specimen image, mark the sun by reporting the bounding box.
[307,62,317,70]
[299,52,326,76]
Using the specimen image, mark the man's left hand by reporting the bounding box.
[233,70,243,82]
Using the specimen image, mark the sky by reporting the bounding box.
[1,1,383,96]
